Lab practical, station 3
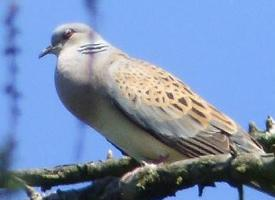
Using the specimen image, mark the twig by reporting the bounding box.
[249,116,275,152]
[8,157,139,190]
[13,177,43,200]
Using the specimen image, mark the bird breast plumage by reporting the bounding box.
[55,48,185,163]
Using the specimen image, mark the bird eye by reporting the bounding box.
[63,29,74,40]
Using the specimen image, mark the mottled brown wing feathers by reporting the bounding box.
[108,54,259,157]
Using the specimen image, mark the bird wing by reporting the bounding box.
[106,54,248,157]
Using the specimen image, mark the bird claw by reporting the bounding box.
[121,161,157,182]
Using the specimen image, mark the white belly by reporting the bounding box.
[85,94,185,162]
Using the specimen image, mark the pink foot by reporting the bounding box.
[121,155,169,182]
[121,162,157,182]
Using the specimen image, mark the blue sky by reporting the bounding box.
[1,0,275,199]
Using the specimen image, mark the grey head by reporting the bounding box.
[39,23,108,58]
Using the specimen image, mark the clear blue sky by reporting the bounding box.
[1,0,275,199]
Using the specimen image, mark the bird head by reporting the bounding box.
[39,23,106,58]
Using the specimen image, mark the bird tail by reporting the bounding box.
[230,127,265,154]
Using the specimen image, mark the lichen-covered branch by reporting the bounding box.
[2,117,275,200]
[7,157,139,190]
[89,153,275,200]
[11,153,275,200]
[249,116,275,153]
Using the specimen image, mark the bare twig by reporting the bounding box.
[13,177,43,200]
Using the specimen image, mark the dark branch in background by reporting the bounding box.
[1,117,275,200]
[84,0,99,23]
[72,0,100,161]
[4,1,21,137]
[1,0,20,193]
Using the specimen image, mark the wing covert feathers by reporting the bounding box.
[112,55,237,133]
[107,53,263,157]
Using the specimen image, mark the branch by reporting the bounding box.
[12,177,43,200]
[249,116,275,153]
[71,153,275,200]
[2,116,275,199]
[10,153,275,200]
[8,157,139,190]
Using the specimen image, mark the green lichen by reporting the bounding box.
[235,164,247,174]
[176,176,183,185]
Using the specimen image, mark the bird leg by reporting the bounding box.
[121,161,157,182]
[121,155,168,182]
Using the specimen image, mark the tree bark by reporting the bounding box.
[2,117,275,200]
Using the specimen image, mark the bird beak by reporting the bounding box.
[39,45,54,58]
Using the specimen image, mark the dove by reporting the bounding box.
[39,23,264,163]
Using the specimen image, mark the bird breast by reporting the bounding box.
[54,49,185,163]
